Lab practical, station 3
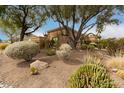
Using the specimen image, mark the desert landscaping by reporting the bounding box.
[1,5,124,88]
[1,46,124,88]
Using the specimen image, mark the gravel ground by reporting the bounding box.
[0,81,13,88]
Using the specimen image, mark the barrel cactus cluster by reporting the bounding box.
[4,41,40,61]
[68,57,116,88]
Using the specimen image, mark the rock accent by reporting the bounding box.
[112,68,118,73]
[30,60,48,71]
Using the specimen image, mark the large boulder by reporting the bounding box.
[30,60,48,71]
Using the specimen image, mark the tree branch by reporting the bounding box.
[25,25,40,35]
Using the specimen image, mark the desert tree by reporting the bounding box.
[3,5,47,41]
[45,5,119,48]
[0,18,19,43]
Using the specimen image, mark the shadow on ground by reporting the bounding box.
[63,58,83,65]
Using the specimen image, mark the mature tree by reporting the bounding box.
[0,18,19,43]
[0,6,6,16]
[0,38,2,42]
[3,5,47,41]
[45,5,119,48]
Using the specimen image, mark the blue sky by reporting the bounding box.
[1,13,124,40]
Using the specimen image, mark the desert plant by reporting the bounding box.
[59,43,72,51]
[56,50,71,60]
[30,67,38,75]
[116,70,124,79]
[46,48,56,56]
[106,40,118,56]
[82,55,101,64]
[68,63,116,88]
[87,44,96,51]
[106,56,124,70]
[97,39,109,49]
[5,41,40,61]
[56,43,72,60]
[0,43,9,50]
[81,44,87,50]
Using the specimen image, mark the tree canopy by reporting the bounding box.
[2,5,47,41]
[45,5,120,48]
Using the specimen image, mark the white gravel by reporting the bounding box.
[0,81,14,88]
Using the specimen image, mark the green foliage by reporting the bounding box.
[46,48,56,56]
[97,39,109,49]
[0,17,19,43]
[2,6,47,41]
[106,38,124,56]
[30,67,38,75]
[81,43,96,50]
[81,44,87,50]
[46,5,119,48]
[87,44,96,50]
[5,41,40,61]
[0,43,9,50]
[106,39,118,56]
[68,57,116,88]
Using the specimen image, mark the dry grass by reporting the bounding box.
[116,70,124,79]
[106,56,124,70]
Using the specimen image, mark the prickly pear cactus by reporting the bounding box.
[68,63,116,88]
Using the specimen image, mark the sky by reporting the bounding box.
[1,12,124,40]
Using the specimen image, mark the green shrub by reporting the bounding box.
[81,44,87,50]
[30,67,38,75]
[81,43,96,50]
[46,48,56,56]
[68,57,116,88]
[97,39,108,49]
[87,44,96,50]
[0,43,9,50]
[106,39,120,56]
[5,41,40,61]
[118,38,124,45]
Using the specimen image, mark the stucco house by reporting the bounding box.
[47,27,78,44]
[30,27,98,47]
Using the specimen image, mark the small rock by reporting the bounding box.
[112,68,118,72]
[8,86,13,88]
[0,84,4,88]
[30,60,48,71]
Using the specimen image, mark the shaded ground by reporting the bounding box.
[0,50,84,88]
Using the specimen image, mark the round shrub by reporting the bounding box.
[68,63,116,88]
[46,48,56,56]
[56,43,72,60]
[59,43,72,51]
[81,44,87,50]
[5,41,40,61]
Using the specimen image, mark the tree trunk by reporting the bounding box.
[10,35,13,44]
[70,40,78,49]
[20,31,25,41]
[10,38,13,44]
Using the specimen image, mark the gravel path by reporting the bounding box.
[0,81,13,88]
